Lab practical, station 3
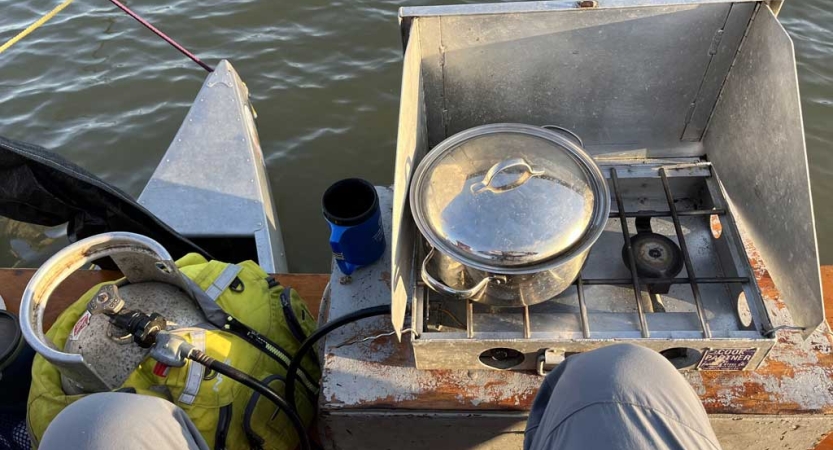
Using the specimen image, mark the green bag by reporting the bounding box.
[28,254,320,450]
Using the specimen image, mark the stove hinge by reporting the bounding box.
[536,349,566,376]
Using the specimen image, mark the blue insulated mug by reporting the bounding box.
[322,178,386,275]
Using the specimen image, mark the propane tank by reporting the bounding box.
[19,233,206,395]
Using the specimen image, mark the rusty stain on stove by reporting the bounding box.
[710,214,722,239]
[379,271,391,291]
[691,252,833,413]
[322,326,542,409]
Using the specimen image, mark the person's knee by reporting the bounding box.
[50,392,176,422]
[552,344,689,404]
[42,393,170,441]
[572,343,673,374]
[40,393,205,450]
[576,343,670,369]
[528,344,719,450]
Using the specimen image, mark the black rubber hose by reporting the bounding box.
[188,349,312,450]
[285,304,390,414]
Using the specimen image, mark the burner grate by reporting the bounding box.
[452,163,756,341]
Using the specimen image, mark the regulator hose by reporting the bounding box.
[285,304,390,414]
[188,349,311,450]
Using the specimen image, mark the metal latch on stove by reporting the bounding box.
[537,349,566,376]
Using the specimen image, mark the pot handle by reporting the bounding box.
[471,158,544,195]
[541,125,585,148]
[421,248,491,300]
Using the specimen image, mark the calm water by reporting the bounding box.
[1,0,831,273]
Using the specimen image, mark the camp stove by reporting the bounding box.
[388,1,824,373]
[409,159,778,372]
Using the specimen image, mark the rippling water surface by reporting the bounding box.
[1,0,831,272]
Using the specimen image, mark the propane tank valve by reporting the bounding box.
[87,286,194,369]
[87,284,167,348]
[88,284,126,316]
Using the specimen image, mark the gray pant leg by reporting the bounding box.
[40,392,209,450]
[525,344,721,450]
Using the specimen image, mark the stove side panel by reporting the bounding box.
[392,21,429,336]
[704,6,824,338]
[414,3,732,156]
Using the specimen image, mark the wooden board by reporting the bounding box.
[825,265,833,328]
[819,264,833,450]
[0,269,328,329]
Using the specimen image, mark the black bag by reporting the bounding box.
[0,135,210,261]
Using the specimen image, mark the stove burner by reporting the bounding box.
[624,233,684,279]
[622,216,684,283]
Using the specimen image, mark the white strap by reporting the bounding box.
[178,330,206,405]
[204,264,242,301]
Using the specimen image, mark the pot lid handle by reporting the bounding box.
[470,158,545,195]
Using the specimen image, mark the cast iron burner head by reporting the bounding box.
[621,216,684,282]
[623,232,684,279]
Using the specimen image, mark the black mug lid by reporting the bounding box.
[322,178,379,227]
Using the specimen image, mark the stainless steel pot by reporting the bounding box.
[410,123,609,307]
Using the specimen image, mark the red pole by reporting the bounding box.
[107,0,214,72]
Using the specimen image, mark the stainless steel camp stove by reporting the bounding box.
[389,0,825,373]
[411,159,775,371]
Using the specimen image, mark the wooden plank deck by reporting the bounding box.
[821,266,833,449]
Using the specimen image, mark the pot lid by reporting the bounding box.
[411,124,600,267]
